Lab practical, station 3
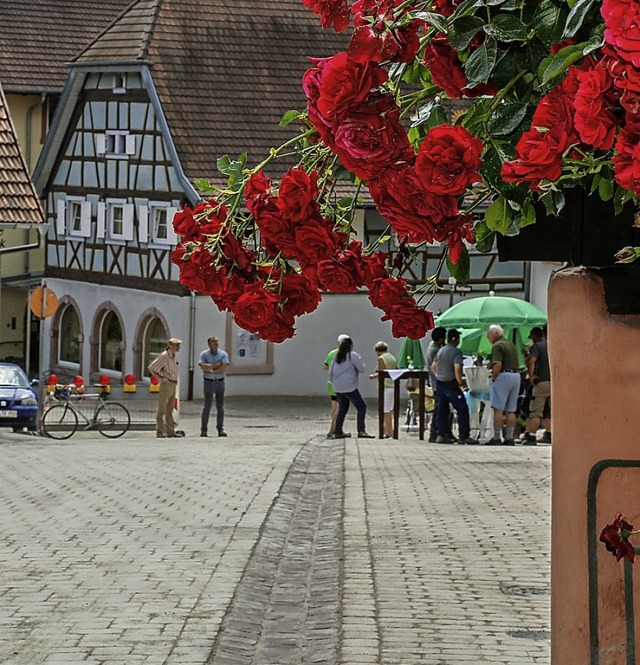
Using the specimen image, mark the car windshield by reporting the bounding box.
[0,366,29,387]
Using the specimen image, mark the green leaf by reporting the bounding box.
[598,178,614,202]
[412,11,449,33]
[563,0,596,38]
[450,15,486,51]
[484,14,528,42]
[410,101,448,128]
[533,0,568,46]
[474,220,496,253]
[538,43,588,86]
[279,110,301,127]
[519,200,537,228]
[447,245,471,282]
[485,196,514,234]
[538,189,565,216]
[464,36,498,87]
[193,178,217,195]
[486,103,529,137]
[216,155,232,175]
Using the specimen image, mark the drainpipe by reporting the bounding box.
[187,292,196,401]
[24,95,46,275]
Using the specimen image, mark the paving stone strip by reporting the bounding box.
[207,436,344,665]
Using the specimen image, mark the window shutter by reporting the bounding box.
[138,205,149,243]
[123,203,135,241]
[96,203,106,239]
[166,207,179,245]
[56,200,66,236]
[95,134,106,156]
[125,135,136,155]
[80,201,92,237]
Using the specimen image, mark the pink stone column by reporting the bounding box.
[550,267,640,664]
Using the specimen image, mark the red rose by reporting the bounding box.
[368,166,458,243]
[362,250,389,285]
[530,74,581,146]
[602,0,640,67]
[305,52,388,127]
[441,215,475,265]
[281,272,322,316]
[293,223,342,265]
[257,313,297,343]
[423,39,468,99]
[245,171,272,214]
[367,276,411,310]
[173,200,226,242]
[415,124,483,196]
[211,275,246,312]
[574,62,620,150]
[382,302,434,339]
[316,247,367,292]
[233,283,281,332]
[599,513,635,563]
[276,168,320,222]
[614,125,640,195]
[253,201,297,256]
[301,0,351,32]
[501,127,571,186]
[332,95,414,180]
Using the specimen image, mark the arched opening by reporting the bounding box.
[99,310,123,372]
[142,317,167,378]
[59,304,81,365]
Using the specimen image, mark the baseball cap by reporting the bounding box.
[337,334,350,343]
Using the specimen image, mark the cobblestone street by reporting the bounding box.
[0,398,550,664]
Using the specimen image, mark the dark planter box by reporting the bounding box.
[497,188,640,267]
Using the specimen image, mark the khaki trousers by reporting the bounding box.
[157,380,177,435]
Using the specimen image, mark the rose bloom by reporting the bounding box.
[332,96,415,180]
[211,274,247,313]
[368,166,458,243]
[301,0,351,32]
[599,513,635,563]
[362,250,389,285]
[293,223,342,265]
[382,301,435,339]
[423,39,469,99]
[613,126,640,195]
[280,271,322,316]
[316,245,367,292]
[501,127,571,187]
[276,168,320,222]
[574,62,620,150]
[531,71,581,146]
[440,215,475,265]
[257,311,297,343]
[602,0,640,67]
[232,282,281,332]
[245,170,272,214]
[415,124,483,196]
[367,276,411,311]
[306,52,388,126]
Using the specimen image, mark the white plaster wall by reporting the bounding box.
[529,261,563,312]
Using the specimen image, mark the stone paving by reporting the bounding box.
[0,397,550,664]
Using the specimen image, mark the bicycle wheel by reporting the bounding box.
[95,402,130,438]
[42,403,78,440]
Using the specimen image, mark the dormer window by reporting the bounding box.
[113,74,127,94]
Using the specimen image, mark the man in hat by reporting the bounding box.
[521,326,551,445]
[148,337,184,438]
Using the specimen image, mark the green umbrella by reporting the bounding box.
[397,337,426,369]
[435,295,547,328]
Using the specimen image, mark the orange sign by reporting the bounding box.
[29,286,58,319]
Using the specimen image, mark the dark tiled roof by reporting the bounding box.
[75,0,349,182]
[0,85,45,225]
[0,0,134,93]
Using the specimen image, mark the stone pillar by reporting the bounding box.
[550,267,640,664]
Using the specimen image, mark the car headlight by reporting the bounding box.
[21,398,37,406]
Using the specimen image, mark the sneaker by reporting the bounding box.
[503,438,515,446]
[459,436,480,445]
[436,435,456,444]
[428,434,438,443]
[200,431,208,437]
[540,431,552,443]
[327,432,336,439]
[521,435,537,446]
[218,431,228,437]
[485,437,502,446]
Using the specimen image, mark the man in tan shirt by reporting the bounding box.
[148,337,184,438]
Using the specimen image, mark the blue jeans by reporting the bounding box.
[436,380,470,439]
[201,379,225,434]
[335,390,367,434]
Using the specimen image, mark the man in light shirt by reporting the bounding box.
[148,337,184,438]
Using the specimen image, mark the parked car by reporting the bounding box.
[0,363,39,432]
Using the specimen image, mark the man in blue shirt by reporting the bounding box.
[199,336,230,437]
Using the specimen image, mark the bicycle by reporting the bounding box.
[41,385,131,440]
